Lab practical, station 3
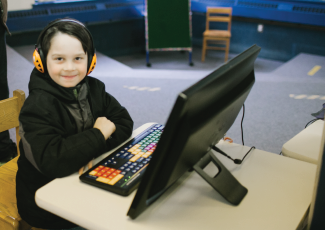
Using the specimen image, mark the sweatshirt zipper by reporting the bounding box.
[73,89,78,100]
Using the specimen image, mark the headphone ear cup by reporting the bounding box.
[87,53,97,75]
[33,49,45,73]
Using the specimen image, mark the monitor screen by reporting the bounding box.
[127,44,261,219]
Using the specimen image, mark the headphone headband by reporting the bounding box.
[33,18,97,75]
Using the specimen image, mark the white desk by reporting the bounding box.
[282,120,324,164]
[36,123,317,230]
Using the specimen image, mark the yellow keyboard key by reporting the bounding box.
[96,177,111,184]
[89,170,97,176]
[108,174,124,185]
[143,152,152,158]
[130,155,141,162]
[129,149,138,154]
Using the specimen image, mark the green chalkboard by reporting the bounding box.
[147,0,191,50]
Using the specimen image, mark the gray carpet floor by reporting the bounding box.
[8,44,325,155]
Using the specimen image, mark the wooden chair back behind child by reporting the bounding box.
[0,89,25,156]
[0,89,43,230]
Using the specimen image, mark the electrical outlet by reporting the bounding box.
[257,24,263,33]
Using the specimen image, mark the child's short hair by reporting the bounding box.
[40,18,94,61]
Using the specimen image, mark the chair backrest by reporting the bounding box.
[0,90,25,156]
[206,7,232,32]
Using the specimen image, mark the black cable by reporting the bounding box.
[214,103,256,164]
[305,118,320,128]
[213,145,255,165]
[241,104,245,145]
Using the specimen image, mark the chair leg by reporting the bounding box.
[202,37,207,62]
[224,39,229,62]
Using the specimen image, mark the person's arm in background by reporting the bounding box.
[0,0,17,163]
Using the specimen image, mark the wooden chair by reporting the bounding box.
[201,7,232,62]
[0,89,40,230]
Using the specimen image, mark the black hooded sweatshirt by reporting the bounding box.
[16,68,133,229]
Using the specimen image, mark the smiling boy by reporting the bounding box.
[16,19,133,229]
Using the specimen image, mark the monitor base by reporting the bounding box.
[193,150,248,205]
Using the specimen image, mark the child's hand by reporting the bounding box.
[79,160,93,176]
[93,117,116,140]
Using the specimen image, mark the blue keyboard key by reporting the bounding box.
[126,154,133,160]
[86,175,97,180]
[136,157,144,163]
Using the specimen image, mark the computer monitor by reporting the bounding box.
[127,44,261,219]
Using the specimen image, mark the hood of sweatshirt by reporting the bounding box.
[28,67,88,103]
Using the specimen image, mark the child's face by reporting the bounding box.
[46,32,88,88]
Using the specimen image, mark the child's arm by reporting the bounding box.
[19,101,108,179]
[89,79,134,151]
[79,117,117,175]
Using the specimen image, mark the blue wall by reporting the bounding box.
[192,12,325,61]
[6,0,325,61]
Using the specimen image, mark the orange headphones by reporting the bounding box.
[33,19,97,76]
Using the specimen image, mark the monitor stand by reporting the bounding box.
[193,150,248,205]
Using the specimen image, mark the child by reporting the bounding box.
[16,18,134,229]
